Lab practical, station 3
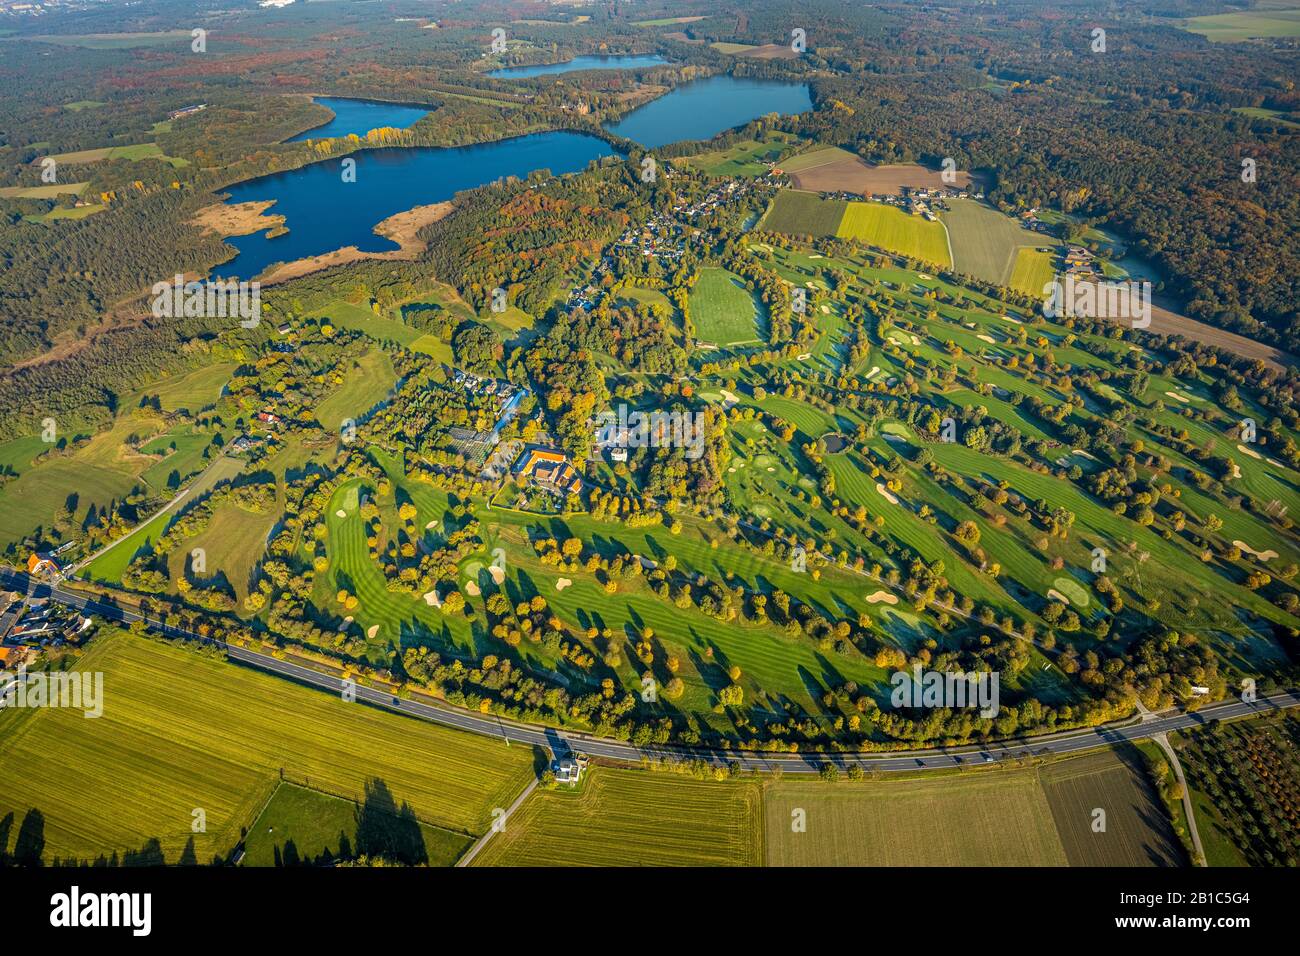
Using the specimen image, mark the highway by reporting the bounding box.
[5,567,1297,774]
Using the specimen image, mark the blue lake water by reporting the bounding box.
[603,75,812,148]
[212,130,616,279]
[489,54,669,79]
[288,97,430,142]
[212,76,811,279]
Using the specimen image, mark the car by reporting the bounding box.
[982,753,994,764]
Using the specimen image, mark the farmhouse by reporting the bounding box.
[514,447,582,496]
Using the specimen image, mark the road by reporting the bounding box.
[5,567,1298,774]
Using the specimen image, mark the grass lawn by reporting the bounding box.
[0,630,536,864]
[317,299,455,363]
[129,362,235,413]
[690,267,762,345]
[759,189,847,237]
[679,136,793,178]
[472,767,762,866]
[312,348,397,432]
[836,201,952,266]
[241,782,473,867]
[82,454,245,585]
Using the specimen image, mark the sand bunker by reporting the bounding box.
[1237,443,1263,460]
[1047,589,1071,606]
[719,389,739,406]
[366,624,379,639]
[1233,540,1279,561]
[865,591,898,605]
[865,366,881,379]
[1164,391,1190,404]
[555,578,572,591]
[796,352,812,360]
[465,581,481,597]
[425,519,437,530]
[1001,315,1021,324]
[820,305,830,314]
[977,334,995,344]
[488,565,505,585]
[423,590,441,607]
[875,482,900,504]
[335,509,347,518]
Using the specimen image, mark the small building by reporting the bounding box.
[25,553,60,580]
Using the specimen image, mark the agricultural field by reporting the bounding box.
[16,30,193,49]
[941,197,1057,286]
[39,142,188,168]
[1180,7,1300,41]
[0,182,87,199]
[0,630,535,864]
[758,188,847,237]
[784,150,975,196]
[1008,246,1057,297]
[836,201,952,266]
[1177,715,1300,866]
[764,748,1182,866]
[472,767,763,866]
[689,266,762,345]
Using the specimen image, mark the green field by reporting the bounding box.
[82,454,245,585]
[241,782,473,867]
[317,299,458,363]
[129,362,235,413]
[942,198,1058,287]
[312,347,397,432]
[1182,7,1300,41]
[0,182,87,199]
[17,30,193,49]
[689,267,762,345]
[759,189,847,237]
[679,137,793,178]
[836,201,952,266]
[473,767,762,866]
[39,142,187,168]
[1008,246,1057,297]
[0,630,535,864]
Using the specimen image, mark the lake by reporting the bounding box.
[212,130,616,279]
[214,76,811,279]
[288,97,430,142]
[604,75,812,149]
[488,54,669,79]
